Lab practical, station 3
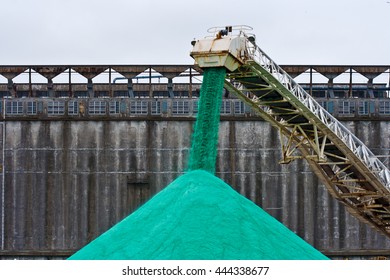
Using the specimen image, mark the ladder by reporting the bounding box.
[192,26,390,237]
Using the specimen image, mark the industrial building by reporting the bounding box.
[0,63,390,259]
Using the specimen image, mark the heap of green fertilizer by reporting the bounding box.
[69,67,327,260]
[69,170,327,259]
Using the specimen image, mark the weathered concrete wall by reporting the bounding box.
[1,119,390,258]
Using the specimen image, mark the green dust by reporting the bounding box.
[187,67,226,174]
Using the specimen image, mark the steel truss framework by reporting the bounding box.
[224,35,390,237]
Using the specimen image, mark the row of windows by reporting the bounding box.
[1,100,250,116]
[3,100,125,116]
[337,101,389,115]
[302,88,389,99]
[0,90,200,99]
[2,99,390,117]
[2,87,388,99]
[316,100,390,115]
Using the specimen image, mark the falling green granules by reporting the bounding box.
[187,67,226,174]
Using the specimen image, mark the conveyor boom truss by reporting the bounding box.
[224,33,390,237]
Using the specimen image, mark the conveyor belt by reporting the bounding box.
[191,26,390,237]
[224,44,390,237]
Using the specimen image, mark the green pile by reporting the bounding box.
[69,170,328,260]
[188,67,226,174]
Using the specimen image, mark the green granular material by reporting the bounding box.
[69,170,328,260]
[187,67,226,174]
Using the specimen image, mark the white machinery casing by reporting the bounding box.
[190,35,247,72]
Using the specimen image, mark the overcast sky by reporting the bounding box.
[1,0,389,65]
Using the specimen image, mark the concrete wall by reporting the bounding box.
[1,119,390,258]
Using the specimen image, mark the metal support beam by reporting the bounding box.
[219,32,390,237]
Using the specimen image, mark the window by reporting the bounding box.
[358,101,369,115]
[27,101,37,115]
[172,100,189,114]
[0,91,10,98]
[192,100,198,114]
[153,91,169,98]
[234,100,245,114]
[5,100,23,115]
[88,100,106,115]
[338,101,355,115]
[36,91,48,98]
[379,101,390,115]
[16,91,29,98]
[48,101,65,115]
[134,91,149,98]
[151,101,161,115]
[96,91,109,98]
[312,90,326,98]
[57,91,69,98]
[317,101,327,111]
[109,101,120,115]
[74,91,88,98]
[221,100,232,115]
[68,100,79,115]
[130,101,148,114]
[174,91,189,98]
[114,90,128,97]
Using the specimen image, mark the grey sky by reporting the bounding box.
[1,0,389,65]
